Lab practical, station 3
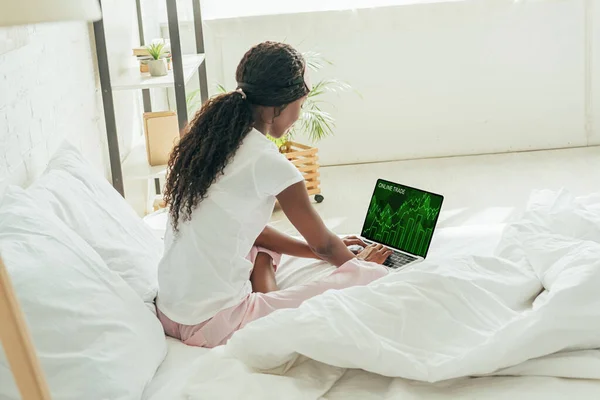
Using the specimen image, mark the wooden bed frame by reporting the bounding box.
[0,256,51,399]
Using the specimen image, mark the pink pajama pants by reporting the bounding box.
[157,247,388,348]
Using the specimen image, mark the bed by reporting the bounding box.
[146,340,600,399]
[146,223,600,399]
[1,142,600,399]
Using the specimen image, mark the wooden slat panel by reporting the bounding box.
[291,158,308,166]
[285,142,321,196]
[306,180,321,190]
[285,147,318,160]
[291,156,318,166]
[302,172,320,181]
[287,141,312,150]
[297,164,319,173]
[0,256,51,400]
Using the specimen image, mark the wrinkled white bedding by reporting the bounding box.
[143,339,208,400]
[182,349,600,399]
[180,189,600,399]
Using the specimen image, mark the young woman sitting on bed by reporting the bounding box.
[156,41,390,348]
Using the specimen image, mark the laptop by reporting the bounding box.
[359,179,444,269]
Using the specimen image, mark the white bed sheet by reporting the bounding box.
[143,222,600,399]
[143,338,209,400]
[147,343,600,400]
[324,371,600,399]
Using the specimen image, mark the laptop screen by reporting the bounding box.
[361,179,444,258]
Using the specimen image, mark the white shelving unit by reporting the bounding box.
[121,146,164,216]
[94,0,209,208]
[122,137,169,215]
[111,54,205,91]
[122,140,168,181]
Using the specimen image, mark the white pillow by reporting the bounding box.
[25,142,161,306]
[0,186,167,400]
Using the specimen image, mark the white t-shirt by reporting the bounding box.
[156,129,304,325]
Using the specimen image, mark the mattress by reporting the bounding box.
[142,223,600,399]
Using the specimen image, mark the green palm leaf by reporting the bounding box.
[303,51,332,72]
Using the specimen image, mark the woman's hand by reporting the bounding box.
[356,243,392,265]
[342,235,367,248]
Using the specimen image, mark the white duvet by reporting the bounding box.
[182,190,600,399]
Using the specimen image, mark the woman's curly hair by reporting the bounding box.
[164,42,309,231]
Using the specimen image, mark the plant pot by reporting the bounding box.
[148,59,168,77]
[282,141,324,203]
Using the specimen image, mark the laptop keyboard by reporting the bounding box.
[384,251,418,269]
[362,239,418,269]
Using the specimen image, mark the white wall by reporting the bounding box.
[0,22,106,193]
[0,1,145,196]
[200,0,463,20]
[591,0,600,145]
[204,0,598,165]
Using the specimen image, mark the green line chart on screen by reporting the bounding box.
[363,187,442,257]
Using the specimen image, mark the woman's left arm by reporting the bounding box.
[254,226,320,259]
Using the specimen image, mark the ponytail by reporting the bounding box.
[164,91,254,231]
[165,41,308,231]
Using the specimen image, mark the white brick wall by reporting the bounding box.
[0,22,108,194]
[0,0,146,198]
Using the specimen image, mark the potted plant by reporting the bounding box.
[187,52,354,203]
[146,42,168,77]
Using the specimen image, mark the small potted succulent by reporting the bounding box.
[146,42,168,77]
